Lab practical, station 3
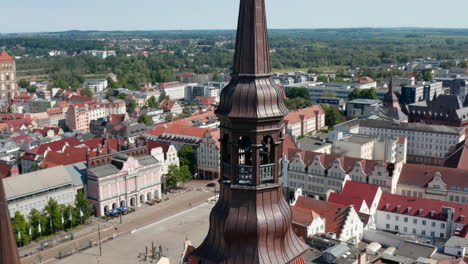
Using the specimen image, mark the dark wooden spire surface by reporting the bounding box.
[192,0,308,263]
[0,179,21,264]
[216,0,288,120]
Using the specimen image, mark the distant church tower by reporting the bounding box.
[0,50,19,99]
[190,0,308,263]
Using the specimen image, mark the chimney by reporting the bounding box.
[407,207,412,213]
[430,210,435,217]
[418,208,424,215]
[396,205,401,212]
[385,204,390,210]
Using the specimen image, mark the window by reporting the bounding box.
[413,219,417,224]
[431,222,435,227]
[440,233,445,238]
[441,223,445,229]
[404,227,408,232]
[422,230,426,235]
[422,220,426,225]
[386,224,390,229]
[386,214,390,220]
[395,216,399,221]
[413,228,417,234]
[404,217,408,223]
[395,225,399,231]
[431,231,435,237]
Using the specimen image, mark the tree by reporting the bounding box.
[18,79,30,88]
[445,38,455,45]
[117,93,128,100]
[12,211,30,246]
[212,73,221,82]
[179,145,196,174]
[165,112,174,121]
[81,86,93,97]
[138,114,154,125]
[44,198,62,234]
[321,91,337,98]
[147,96,158,109]
[74,192,91,223]
[321,104,344,127]
[165,164,181,188]
[179,165,193,185]
[348,88,378,100]
[286,88,310,100]
[28,208,47,239]
[421,69,433,81]
[317,75,329,83]
[285,98,312,110]
[158,90,169,103]
[127,99,137,113]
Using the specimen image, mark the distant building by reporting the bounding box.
[335,119,466,166]
[66,100,126,131]
[197,130,220,180]
[185,85,220,101]
[434,76,468,99]
[346,99,382,118]
[405,94,468,128]
[400,82,443,105]
[284,105,326,137]
[315,97,346,112]
[0,51,18,99]
[376,192,468,240]
[158,82,192,100]
[397,163,468,204]
[159,99,183,115]
[83,79,108,94]
[28,99,56,113]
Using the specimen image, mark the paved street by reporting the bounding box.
[20,187,215,264]
[53,201,214,264]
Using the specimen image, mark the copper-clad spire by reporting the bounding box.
[0,179,21,263]
[216,0,288,120]
[233,0,271,76]
[191,0,307,263]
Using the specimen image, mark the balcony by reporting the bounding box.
[221,162,275,185]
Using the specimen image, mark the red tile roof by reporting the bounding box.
[285,148,387,175]
[0,50,14,62]
[80,137,103,150]
[109,114,127,125]
[32,127,62,137]
[159,99,176,111]
[69,95,93,103]
[194,96,216,105]
[355,76,375,83]
[158,81,184,89]
[328,181,381,212]
[444,141,468,170]
[378,192,468,225]
[284,105,325,124]
[291,206,321,226]
[398,163,468,190]
[40,147,92,168]
[0,163,19,178]
[293,196,354,237]
[47,107,63,115]
[146,123,216,139]
[25,137,82,155]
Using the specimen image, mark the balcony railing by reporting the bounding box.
[221,162,275,185]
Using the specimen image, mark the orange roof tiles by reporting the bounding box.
[146,123,216,139]
[0,51,14,62]
[398,163,468,189]
[284,105,325,124]
[328,181,381,212]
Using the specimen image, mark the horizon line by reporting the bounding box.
[2,26,468,35]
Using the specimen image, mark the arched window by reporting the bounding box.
[238,136,252,165]
[260,136,275,165]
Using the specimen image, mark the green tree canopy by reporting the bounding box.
[286,88,310,100]
[147,96,158,109]
[127,99,137,113]
[179,145,196,174]
[44,198,62,234]
[138,114,154,125]
[12,211,30,246]
[284,98,312,111]
[321,104,344,127]
[117,93,127,100]
[81,86,93,97]
[421,69,433,81]
[75,192,91,222]
[348,88,378,100]
[166,164,181,188]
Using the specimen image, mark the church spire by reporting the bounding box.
[384,75,400,109]
[232,0,271,76]
[0,179,21,264]
[191,0,308,263]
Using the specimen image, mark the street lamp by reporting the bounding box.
[89,219,102,257]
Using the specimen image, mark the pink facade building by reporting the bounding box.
[86,147,162,216]
[66,100,126,131]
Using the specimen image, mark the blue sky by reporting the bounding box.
[1,0,468,33]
